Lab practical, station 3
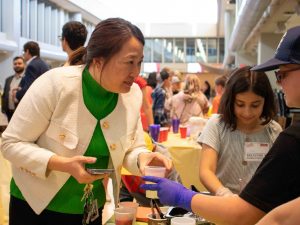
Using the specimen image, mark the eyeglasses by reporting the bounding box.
[57,35,62,41]
[274,66,300,82]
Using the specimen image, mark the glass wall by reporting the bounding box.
[144,37,224,64]
[153,38,163,63]
[174,38,184,63]
[163,38,173,63]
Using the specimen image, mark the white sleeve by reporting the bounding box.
[1,72,58,179]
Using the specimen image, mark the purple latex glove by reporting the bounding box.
[141,176,197,212]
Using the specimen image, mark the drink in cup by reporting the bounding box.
[114,207,135,225]
[118,202,139,224]
[144,166,166,199]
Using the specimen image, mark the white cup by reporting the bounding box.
[171,217,196,225]
[114,207,135,225]
[118,201,139,223]
[144,166,166,199]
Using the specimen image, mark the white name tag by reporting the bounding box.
[244,142,270,161]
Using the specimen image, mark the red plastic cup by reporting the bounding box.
[179,125,187,138]
[158,127,169,142]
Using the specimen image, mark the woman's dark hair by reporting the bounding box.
[219,66,276,131]
[147,72,157,89]
[203,80,211,99]
[69,18,144,66]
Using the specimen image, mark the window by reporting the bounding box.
[144,39,152,62]
[207,38,217,63]
[141,37,224,64]
[219,38,225,63]
[174,38,184,63]
[163,38,173,63]
[186,38,196,62]
[153,38,162,63]
[195,38,207,63]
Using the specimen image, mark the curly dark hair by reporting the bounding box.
[219,66,277,131]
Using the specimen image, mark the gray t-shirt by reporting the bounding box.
[198,114,282,194]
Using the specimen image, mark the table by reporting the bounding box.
[161,132,207,192]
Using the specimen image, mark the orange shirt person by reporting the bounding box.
[211,76,227,114]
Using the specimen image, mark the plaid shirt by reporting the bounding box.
[152,85,168,126]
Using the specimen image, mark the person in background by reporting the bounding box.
[146,72,157,90]
[202,80,211,100]
[14,41,49,102]
[60,21,88,66]
[1,18,171,225]
[152,70,171,126]
[211,75,227,114]
[134,75,154,131]
[141,25,300,225]
[255,197,300,225]
[198,66,281,196]
[165,74,209,125]
[1,57,25,121]
[171,76,181,95]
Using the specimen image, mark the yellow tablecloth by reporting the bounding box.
[161,132,207,192]
[121,132,206,192]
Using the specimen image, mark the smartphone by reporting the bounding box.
[86,168,115,175]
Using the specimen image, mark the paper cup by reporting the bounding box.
[114,207,135,225]
[118,202,139,224]
[144,166,166,199]
[171,217,196,225]
[179,125,187,138]
[158,127,169,142]
[149,124,161,142]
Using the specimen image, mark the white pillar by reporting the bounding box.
[257,33,283,89]
[235,51,256,67]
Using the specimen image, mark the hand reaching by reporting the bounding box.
[138,152,172,174]
[141,176,197,211]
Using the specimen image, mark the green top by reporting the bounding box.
[10,67,118,214]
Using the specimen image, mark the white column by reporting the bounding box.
[37,2,45,42]
[71,12,82,22]
[257,33,283,89]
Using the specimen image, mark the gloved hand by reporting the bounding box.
[141,176,197,212]
[215,186,234,197]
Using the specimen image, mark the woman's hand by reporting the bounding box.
[48,155,107,184]
[138,152,172,175]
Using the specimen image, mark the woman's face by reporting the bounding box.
[234,91,265,127]
[278,64,300,108]
[93,36,144,93]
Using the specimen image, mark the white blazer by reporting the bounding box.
[1,65,148,214]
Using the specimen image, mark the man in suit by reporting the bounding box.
[60,21,87,66]
[1,56,25,121]
[15,41,49,102]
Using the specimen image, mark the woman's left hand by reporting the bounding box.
[138,152,172,175]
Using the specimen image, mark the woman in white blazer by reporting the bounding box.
[1,18,171,225]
